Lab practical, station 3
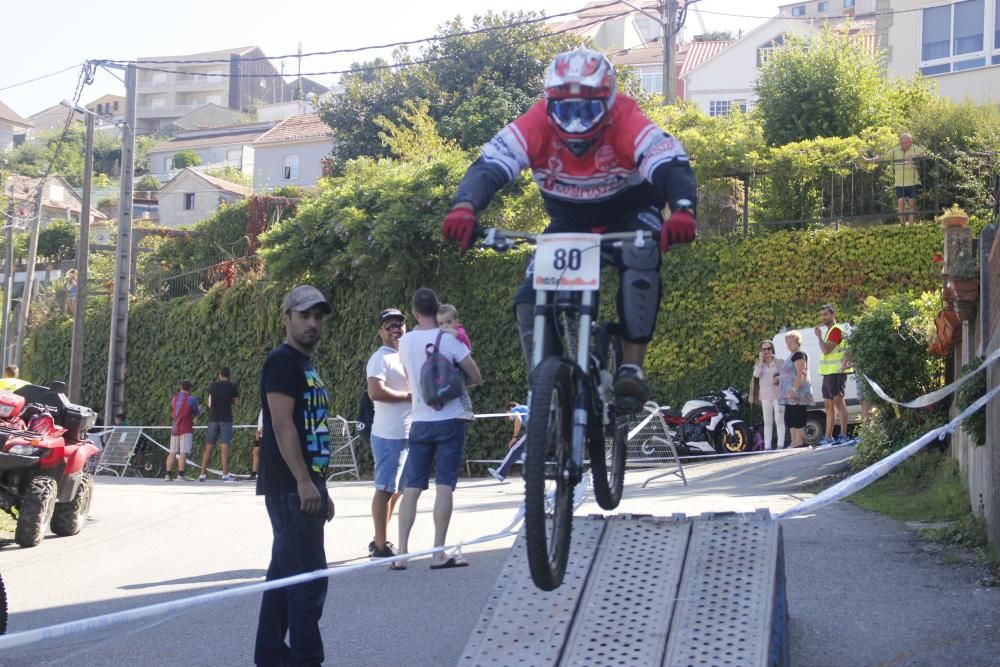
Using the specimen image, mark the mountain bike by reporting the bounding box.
[478,227,653,590]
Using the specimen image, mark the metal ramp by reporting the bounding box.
[459,511,789,667]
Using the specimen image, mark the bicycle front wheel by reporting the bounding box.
[524,357,575,591]
[589,323,627,510]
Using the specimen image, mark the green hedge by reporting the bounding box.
[24,224,942,473]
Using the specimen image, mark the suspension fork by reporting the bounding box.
[571,291,594,475]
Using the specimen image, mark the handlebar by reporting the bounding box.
[474,226,659,252]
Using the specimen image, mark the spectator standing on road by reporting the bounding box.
[437,303,475,419]
[778,332,812,448]
[365,307,412,559]
[255,285,335,667]
[487,401,528,482]
[751,341,785,450]
[165,380,199,481]
[862,132,924,225]
[199,367,241,482]
[815,304,852,446]
[250,409,262,481]
[0,365,28,391]
[394,287,482,570]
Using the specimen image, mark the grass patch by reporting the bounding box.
[848,451,968,522]
[0,511,15,534]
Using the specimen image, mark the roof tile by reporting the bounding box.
[254,113,331,145]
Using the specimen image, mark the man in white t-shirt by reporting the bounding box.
[393,288,482,570]
[365,307,412,559]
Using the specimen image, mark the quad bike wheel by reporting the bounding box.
[51,472,95,537]
[15,475,58,548]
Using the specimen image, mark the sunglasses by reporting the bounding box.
[761,347,774,352]
[382,322,404,331]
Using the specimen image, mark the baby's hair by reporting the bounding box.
[437,303,459,319]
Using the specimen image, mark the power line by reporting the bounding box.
[0,63,84,94]
[95,10,631,81]
[97,0,627,67]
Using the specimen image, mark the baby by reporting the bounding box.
[437,303,474,419]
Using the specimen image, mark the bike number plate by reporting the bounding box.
[533,233,601,292]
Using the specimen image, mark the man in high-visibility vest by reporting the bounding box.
[0,365,29,392]
[815,304,851,445]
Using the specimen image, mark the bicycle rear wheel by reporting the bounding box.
[589,323,627,510]
[524,357,575,591]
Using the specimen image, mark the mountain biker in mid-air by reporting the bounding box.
[441,46,699,406]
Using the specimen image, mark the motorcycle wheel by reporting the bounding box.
[524,357,575,592]
[14,475,58,548]
[135,448,164,479]
[51,473,94,537]
[717,422,751,454]
[589,322,627,510]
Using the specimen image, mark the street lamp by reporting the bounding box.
[60,99,95,404]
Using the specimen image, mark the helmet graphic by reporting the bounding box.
[543,47,617,153]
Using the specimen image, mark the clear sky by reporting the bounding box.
[0,0,779,117]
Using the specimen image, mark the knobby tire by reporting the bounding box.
[524,357,575,591]
[589,324,627,510]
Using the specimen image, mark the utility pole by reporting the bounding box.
[69,108,95,403]
[1,181,13,367]
[104,63,137,426]
[12,173,46,367]
[662,0,677,105]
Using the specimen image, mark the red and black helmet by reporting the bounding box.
[543,47,617,150]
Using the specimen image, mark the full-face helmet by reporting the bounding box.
[543,47,617,155]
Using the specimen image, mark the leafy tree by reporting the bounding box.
[204,166,252,186]
[755,28,894,146]
[37,218,78,260]
[135,174,161,192]
[318,11,583,169]
[172,150,201,169]
[693,31,734,41]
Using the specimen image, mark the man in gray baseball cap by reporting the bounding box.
[282,284,332,315]
[255,282,335,665]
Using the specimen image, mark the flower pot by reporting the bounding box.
[941,214,969,228]
[954,298,978,321]
[949,277,979,302]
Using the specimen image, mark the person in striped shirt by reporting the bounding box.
[164,380,200,481]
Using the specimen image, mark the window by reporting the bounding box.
[709,100,732,116]
[283,155,299,181]
[152,72,167,85]
[150,96,166,110]
[844,0,855,7]
[183,193,195,210]
[995,0,1000,62]
[921,0,987,75]
[817,1,829,11]
[757,34,786,67]
[226,148,242,165]
[113,101,119,111]
[638,67,663,94]
[48,184,64,203]
[791,5,806,16]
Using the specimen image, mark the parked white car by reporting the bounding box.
[771,327,862,446]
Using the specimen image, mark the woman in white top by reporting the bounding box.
[751,340,785,449]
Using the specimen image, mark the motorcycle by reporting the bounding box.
[660,387,751,456]
[0,384,99,548]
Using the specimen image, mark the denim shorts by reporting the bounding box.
[205,421,234,445]
[370,435,409,493]
[404,420,467,490]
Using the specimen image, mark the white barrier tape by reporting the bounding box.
[0,435,598,652]
[774,382,1000,520]
[0,514,527,652]
[472,412,521,419]
[863,346,1000,409]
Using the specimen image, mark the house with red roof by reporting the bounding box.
[252,113,332,192]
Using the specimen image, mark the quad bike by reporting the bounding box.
[0,384,99,548]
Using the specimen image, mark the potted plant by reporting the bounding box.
[936,203,969,228]
[943,248,979,319]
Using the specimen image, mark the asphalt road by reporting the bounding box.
[1,446,998,666]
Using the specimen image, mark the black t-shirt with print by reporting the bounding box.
[256,343,332,496]
[208,379,240,422]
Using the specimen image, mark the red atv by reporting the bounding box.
[0,383,99,548]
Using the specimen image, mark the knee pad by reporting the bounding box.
[618,242,661,343]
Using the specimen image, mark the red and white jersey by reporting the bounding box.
[480,96,690,205]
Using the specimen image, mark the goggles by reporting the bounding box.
[547,98,608,134]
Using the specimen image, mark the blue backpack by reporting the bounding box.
[419,332,466,409]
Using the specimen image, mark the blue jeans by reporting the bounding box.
[254,480,329,666]
[405,420,467,490]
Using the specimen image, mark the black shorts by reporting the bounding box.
[821,373,847,399]
[784,404,807,429]
[894,185,919,199]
